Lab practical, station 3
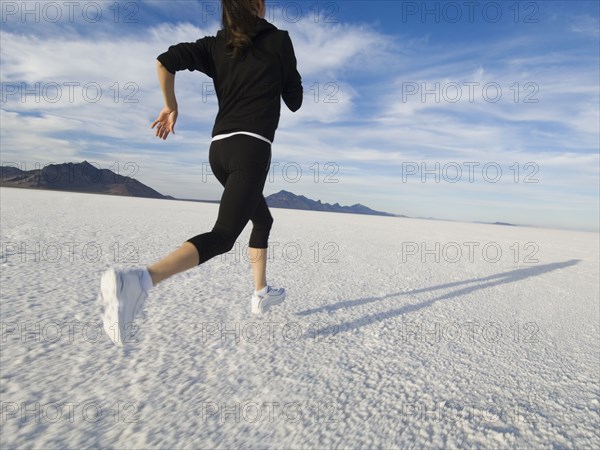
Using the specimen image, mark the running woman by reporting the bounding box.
[100,0,303,346]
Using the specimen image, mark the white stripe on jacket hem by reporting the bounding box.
[211,131,272,145]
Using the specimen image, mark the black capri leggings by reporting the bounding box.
[186,134,273,265]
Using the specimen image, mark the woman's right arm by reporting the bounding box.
[281,32,303,112]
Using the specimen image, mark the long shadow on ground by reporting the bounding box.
[295,259,580,336]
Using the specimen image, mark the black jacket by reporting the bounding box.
[157,17,303,143]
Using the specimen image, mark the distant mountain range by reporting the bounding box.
[0,161,173,199]
[0,161,517,225]
[265,189,402,217]
[0,161,398,217]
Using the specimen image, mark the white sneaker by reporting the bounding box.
[101,267,148,346]
[251,285,286,315]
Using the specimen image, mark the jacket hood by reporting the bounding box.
[249,17,277,38]
[254,16,277,34]
[217,17,277,40]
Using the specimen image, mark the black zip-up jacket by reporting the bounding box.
[157,17,303,143]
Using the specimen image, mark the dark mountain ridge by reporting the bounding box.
[0,161,172,199]
[265,189,401,217]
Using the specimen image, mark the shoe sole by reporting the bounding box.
[260,292,286,314]
[101,268,125,347]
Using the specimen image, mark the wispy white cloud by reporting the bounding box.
[569,13,600,38]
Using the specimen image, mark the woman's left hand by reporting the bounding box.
[151,106,178,140]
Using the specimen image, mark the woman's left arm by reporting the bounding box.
[152,38,215,140]
[151,61,178,140]
[157,61,177,110]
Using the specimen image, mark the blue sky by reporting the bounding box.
[1,1,598,231]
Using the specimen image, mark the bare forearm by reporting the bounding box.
[157,61,177,110]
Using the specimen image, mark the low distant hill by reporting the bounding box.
[0,161,173,199]
[265,189,402,217]
[474,220,518,227]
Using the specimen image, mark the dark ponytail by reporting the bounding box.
[221,0,261,59]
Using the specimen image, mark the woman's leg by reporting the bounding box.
[147,242,199,286]
[147,135,271,290]
[147,139,230,287]
[186,136,271,265]
[248,195,274,291]
[248,247,267,291]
